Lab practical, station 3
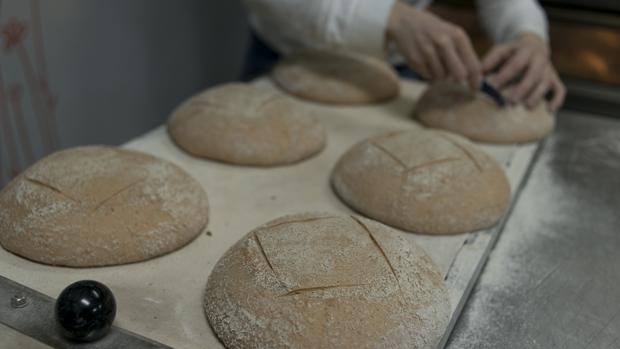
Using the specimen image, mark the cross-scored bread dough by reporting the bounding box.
[271,50,400,104]
[204,213,450,349]
[168,83,326,166]
[331,129,510,234]
[414,82,555,143]
[0,146,209,267]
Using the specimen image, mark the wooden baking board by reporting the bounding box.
[0,78,539,348]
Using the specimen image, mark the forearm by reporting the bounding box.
[476,0,549,44]
[244,0,395,57]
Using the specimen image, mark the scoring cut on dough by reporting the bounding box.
[414,82,555,143]
[204,213,450,349]
[331,129,511,235]
[168,82,326,166]
[0,146,209,267]
[271,49,400,104]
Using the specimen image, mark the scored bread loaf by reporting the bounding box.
[204,212,450,349]
[167,82,326,166]
[414,82,555,143]
[331,129,511,234]
[272,49,400,104]
[0,146,209,267]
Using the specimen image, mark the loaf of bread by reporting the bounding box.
[204,213,450,349]
[272,49,400,104]
[331,129,510,234]
[414,82,555,143]
[0,146,209,267]
[168,82,326,166]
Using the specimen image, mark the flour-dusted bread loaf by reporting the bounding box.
[204,213,450,349]
[0,146,209,267]
[331,129,510,235]
[414,82,555,143]
[168,83,326,166]
[271,50,400,104]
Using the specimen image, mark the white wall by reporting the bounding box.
[0,0,249,186]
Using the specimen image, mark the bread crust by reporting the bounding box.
[331,129,511,234]
[0,146,209,267]
[414,82,555,143]
[168,83,326,166]
[204,213,450,349]
[272,50,400,104]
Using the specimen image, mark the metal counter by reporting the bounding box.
[448,110,620,348]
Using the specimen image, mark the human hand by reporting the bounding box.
[483,33,566,111]
[387,2,481,89]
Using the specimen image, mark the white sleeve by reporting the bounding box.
[243,0,396,57]
[476,0,549,43]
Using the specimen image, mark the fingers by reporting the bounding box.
[511,55,547,103]
[434,26,480,89]
[453,28,481,89]
[436,33,468,84]
[389,7,481,86]
[403,43,432,80]
[488,49,530,88]
[392,27,433,80]
[479,33,564,111]
[482,45,512,73]
[524,68,566,112]
[525,70,551,109]
[416,35,446,79]
[548,71,566,111]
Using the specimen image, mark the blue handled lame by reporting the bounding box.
[480,79,506,107]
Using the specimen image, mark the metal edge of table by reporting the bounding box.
[439,139,547,348]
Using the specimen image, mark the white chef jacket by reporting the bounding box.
[244,0,548,60]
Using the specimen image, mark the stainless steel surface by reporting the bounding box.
[447,110,620,348]
[11,294,29,308]
[438,140,543,349]
[565,78,620,118]
[0,275,173,349]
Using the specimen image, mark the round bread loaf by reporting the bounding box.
[167,83,326,166]
[0,146,209,267]
[331,129,510,235]
[414,82,555,143]
[271,50,400,104]
[204,213,450,349]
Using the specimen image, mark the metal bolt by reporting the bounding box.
[11,294,28,308]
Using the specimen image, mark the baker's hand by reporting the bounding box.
[387,2,481,89]
[483,33,566,111]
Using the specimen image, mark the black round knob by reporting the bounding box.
[55,280,117,342]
